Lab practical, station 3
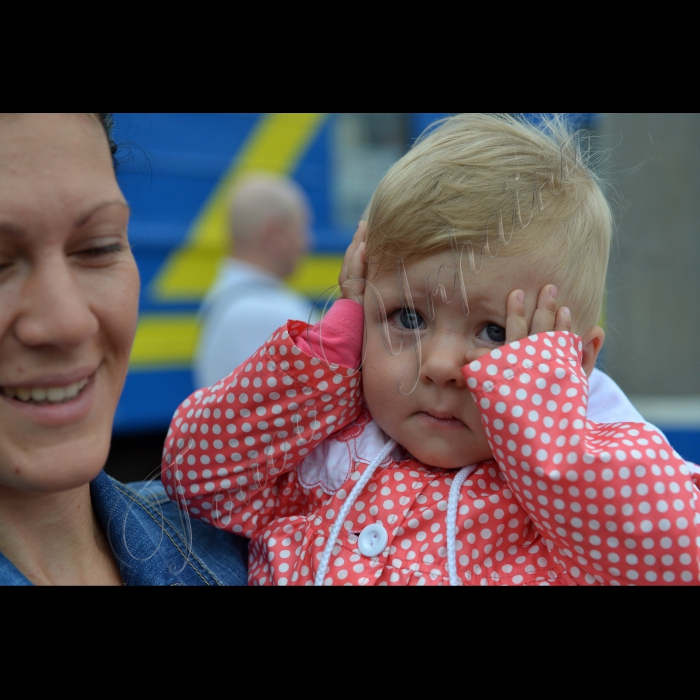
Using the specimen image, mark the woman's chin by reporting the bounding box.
[0,430,111,495]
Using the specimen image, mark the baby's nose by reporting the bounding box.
[420,337,468,387]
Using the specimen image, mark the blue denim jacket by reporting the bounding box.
[0,471,249,586]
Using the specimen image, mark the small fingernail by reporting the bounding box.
[517,291,524,304]
[561,307,570,317]
[550,285,558,299]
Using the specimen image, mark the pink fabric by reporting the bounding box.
[293,299,364,369]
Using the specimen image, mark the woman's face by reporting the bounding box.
[0,114,140,494]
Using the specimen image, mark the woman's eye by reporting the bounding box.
[75,243,124,259]
[395,308,425,330]
[479,323,506,344]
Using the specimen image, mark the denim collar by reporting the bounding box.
[0,471,246,586]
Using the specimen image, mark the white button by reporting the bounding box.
[358,523,388,557]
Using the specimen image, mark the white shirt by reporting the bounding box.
[194,258,313,389]
[585,369,697,471]
[587,368,645,424]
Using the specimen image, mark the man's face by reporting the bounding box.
[361,250,552,469]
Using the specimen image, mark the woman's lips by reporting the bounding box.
[415,411,466,430]
[2,377,90,403]
[0,372,96,427]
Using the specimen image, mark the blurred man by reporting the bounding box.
[194,174,313,388]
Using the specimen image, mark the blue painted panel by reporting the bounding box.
[520,112,598,130]
[114,369,195,432]
[295,120,332,229]
[411,113,449,140]
[659,429,700,465]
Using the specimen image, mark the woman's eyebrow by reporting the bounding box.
[74,200,130,227]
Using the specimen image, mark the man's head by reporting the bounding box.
[363,113,613,337]
[228,174,311,279]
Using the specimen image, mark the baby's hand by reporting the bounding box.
[466,285,571,364]
[339,221,367,303]
[504,284,571,342]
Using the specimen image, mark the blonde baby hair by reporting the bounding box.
[363,113,613,336]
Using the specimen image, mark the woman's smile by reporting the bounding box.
[0,369,97,427]
[2,377,89,403]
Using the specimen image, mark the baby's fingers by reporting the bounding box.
[340,222,367,301]
[505,289,528,342]
[339,222,364,281]
[554,306,572,333]
[347,241,366,281]
[530,285,558,334]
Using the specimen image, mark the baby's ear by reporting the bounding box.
[581,326,605,377]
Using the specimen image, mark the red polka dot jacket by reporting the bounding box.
[162,306,700,585]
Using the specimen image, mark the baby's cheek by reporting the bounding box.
[361,359,392,414]
[361,352,406,437]
[464,404,494,461]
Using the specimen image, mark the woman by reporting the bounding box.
[0,113,248,585]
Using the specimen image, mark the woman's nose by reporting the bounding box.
[13,258,98,348]
[420,334,468,387]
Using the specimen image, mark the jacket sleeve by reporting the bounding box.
[162,318,363,538]
[462,331,700,585]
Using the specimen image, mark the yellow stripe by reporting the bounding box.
[131,253,346,369]
[285,254,344,300]
[129,314,200,369]
[152,113,328,301]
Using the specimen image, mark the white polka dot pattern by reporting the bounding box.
[464,331,700,585]
[162,324,700,585]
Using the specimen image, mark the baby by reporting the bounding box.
[162,114,700,585]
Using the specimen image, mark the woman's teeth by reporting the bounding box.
[2,378,89,404]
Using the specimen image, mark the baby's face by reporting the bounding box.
[361,250,551,469]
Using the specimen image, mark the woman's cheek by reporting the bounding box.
[94,257,140,366]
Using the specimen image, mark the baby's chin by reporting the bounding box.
[407,445,482,470]
[367,401,493,469]
[386,429,490,470]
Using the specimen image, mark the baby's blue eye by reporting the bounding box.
[483,324,505,343]
[398,309,425,330]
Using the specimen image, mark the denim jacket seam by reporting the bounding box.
[125,480,171,506]
[139,492,171,506]
[112,482,223,586]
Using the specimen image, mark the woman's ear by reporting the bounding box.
[581,325,605,376]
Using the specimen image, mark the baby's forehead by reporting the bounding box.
[370,247,547,289]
